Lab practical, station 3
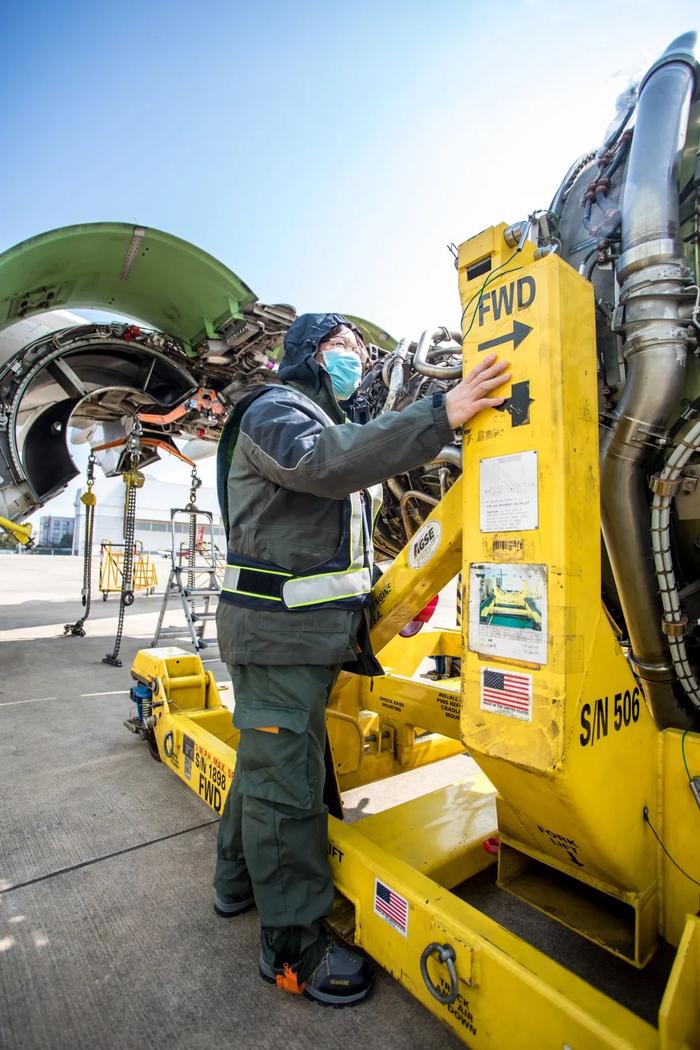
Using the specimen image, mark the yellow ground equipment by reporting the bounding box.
[0,514,33,548]
[478,580,542,630]
[129,223,700,1048]
[99,540,157,600]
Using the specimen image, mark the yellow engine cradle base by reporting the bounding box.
[132,647,699,1050]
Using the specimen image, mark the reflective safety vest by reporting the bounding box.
[217,385,383,612]
[221,484,382,611]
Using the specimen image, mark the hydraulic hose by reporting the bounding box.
[651,423,700,715]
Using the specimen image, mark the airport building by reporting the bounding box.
[37,514,75,548]
[71,479,226,556]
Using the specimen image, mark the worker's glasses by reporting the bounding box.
[321,336,367,362]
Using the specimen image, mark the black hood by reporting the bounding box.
[278,312,360,388]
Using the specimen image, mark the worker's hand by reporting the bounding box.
[445,353,510,429]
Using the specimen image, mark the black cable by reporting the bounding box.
[460,254,525,338]
[681,727,694,782]
[643,806,700,886]
[460,248,520,323]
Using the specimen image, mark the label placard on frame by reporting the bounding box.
[480,450,538,533]
[469,562,547,665]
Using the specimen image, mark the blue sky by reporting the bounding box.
[1,0,698,512]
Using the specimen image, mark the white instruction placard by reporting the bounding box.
[480,450,538,533]
[469,562,548,665]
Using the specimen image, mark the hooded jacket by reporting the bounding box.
[215,312,454,667]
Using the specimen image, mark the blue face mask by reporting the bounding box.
[322,349,363,400]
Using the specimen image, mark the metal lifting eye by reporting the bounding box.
[419,942,459,1004]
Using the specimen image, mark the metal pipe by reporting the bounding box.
[386,476,406,503]
[425,445,462,470]
[600,32,699,729]
[399,490,438,538]
[413,328,463,379]
[383,338,412,412]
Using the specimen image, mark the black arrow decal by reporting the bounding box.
[478,320,533,352]
[494,380,534,427]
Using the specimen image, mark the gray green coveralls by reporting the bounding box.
[214,312,454,979]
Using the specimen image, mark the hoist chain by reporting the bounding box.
[65,452,97,637]
[187,464,201,511]
[186,465,201,613]
[104,423,144,667]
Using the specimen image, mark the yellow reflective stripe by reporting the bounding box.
[287,590,368,609]
[223,562,291,600]
[284,566,366,583]
[222,587,283,601]
[369,483,383,524]
[349,491,364,570]
[225,564,292,576]
[282,566,372,608]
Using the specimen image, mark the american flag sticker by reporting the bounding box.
[481,667,533,721]
[374,878,409,936]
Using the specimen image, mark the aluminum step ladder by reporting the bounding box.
[152,508,222,651]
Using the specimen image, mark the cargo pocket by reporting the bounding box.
[230,664,333,811]
[237,720,312,811]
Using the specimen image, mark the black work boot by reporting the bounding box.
[213,889,255,918]
[259,938,373,1005]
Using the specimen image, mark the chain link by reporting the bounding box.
[187,463,201,510]
[104,422,143,667]
[65,452,96,637]
[186,465,201,614]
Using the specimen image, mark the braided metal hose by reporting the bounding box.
[650,420,700,714]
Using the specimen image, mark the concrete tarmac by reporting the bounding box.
[0,555,467,1049]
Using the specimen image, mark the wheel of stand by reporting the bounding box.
[146,730,162,762]
[102,593,108,601]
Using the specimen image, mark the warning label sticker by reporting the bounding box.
[480,450,538,533]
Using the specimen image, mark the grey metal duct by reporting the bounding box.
[600,33,699,728]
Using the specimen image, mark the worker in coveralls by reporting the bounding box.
[214,312,508,1004]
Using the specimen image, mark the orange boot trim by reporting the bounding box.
[275,964,306,995]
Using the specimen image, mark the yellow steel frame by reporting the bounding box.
[0,514,33,547]
[130,223,700,1047]
[99,540,158,597]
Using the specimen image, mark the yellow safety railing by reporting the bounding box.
[99,541,158,599]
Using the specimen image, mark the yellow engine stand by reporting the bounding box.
[0,514,33,547]
[129,224,700,1048]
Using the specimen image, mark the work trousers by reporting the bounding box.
[214,663,340,978]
